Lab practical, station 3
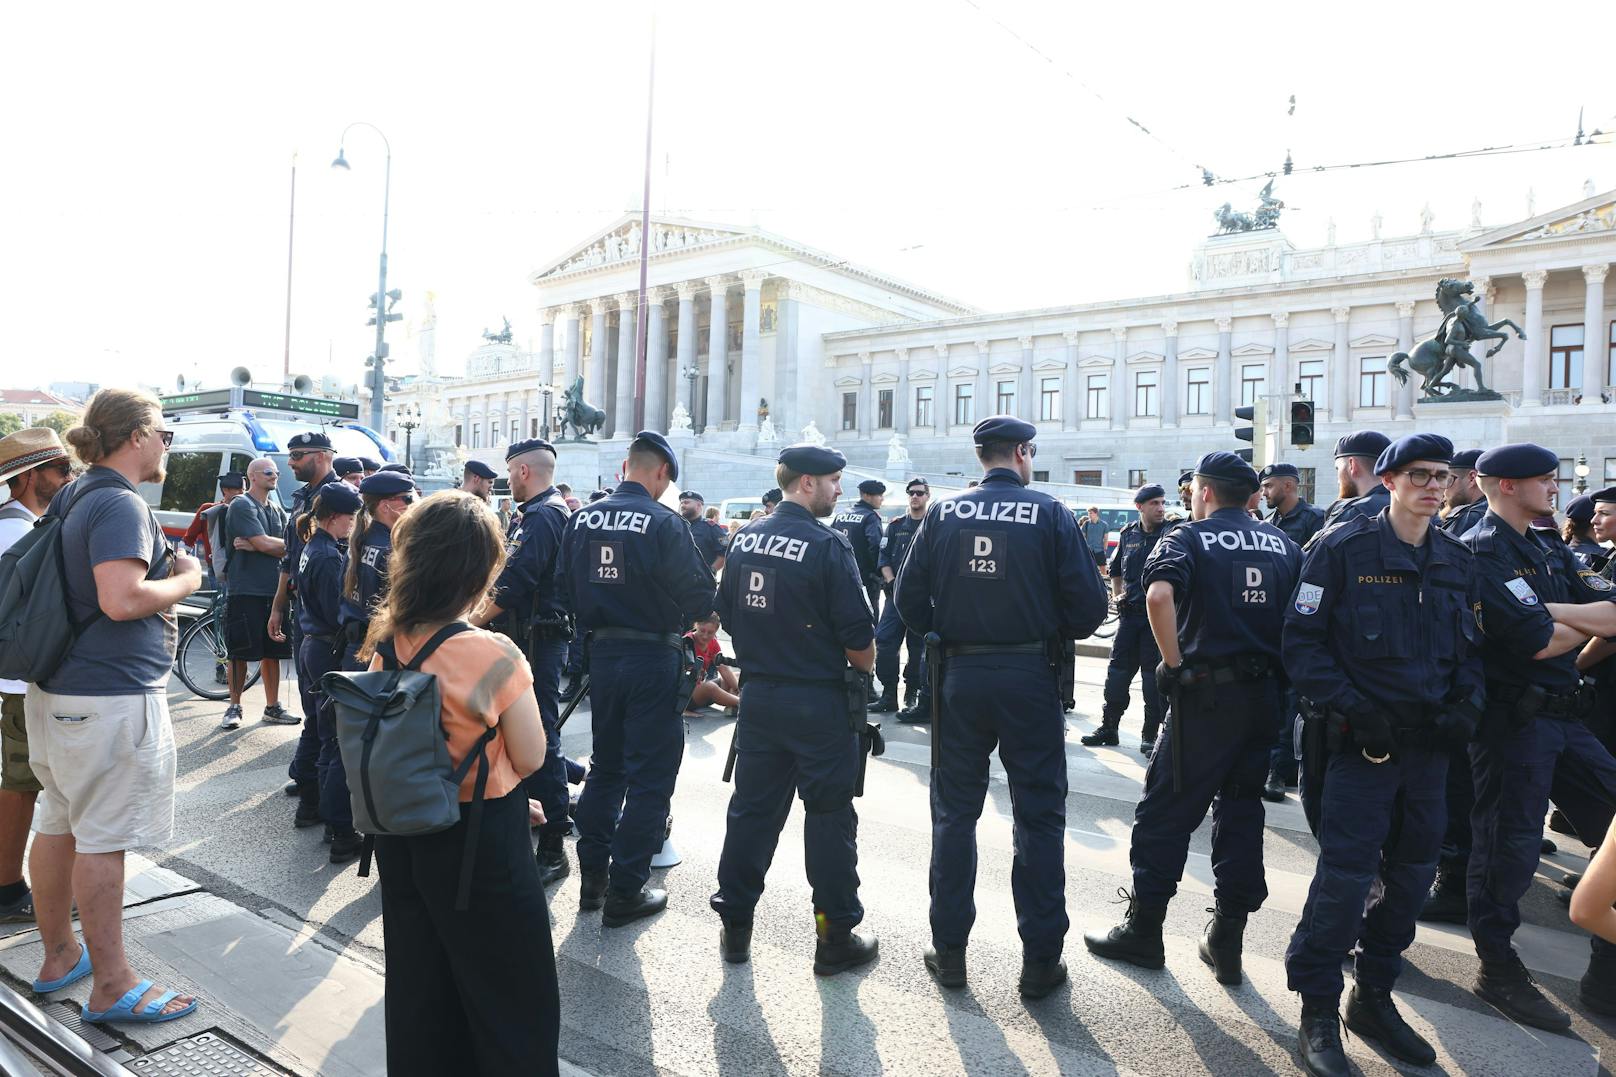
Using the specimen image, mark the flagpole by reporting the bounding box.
[632,11,657,432]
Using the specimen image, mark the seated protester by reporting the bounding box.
[683,614,739,716]
[361,491,559,1076]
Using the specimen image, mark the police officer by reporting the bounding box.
[560,431,717,925]
[1566,495,1605,567]
[1462,443,1616,1028]
[832,479,886,618]
[761,487,782,515]
[459,458,496,501]
[895,416,1108,998]
[1281,434,1483,1076]
[1439,448,1488,536]
[1082,483,1169,753]
[1084,451,1300,985]
[678,490,727,572]
[872,477,930,715]
[469,439,574,884]
[710,443,879,973]
[333,456,364,488]
[1318,431,1392,532]
[338,471,412,669]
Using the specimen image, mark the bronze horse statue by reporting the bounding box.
[1388,278,1524,398]
[557,376,605,439]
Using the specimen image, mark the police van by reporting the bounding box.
[143,378,397,540]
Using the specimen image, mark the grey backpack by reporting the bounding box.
[321,622,497,909]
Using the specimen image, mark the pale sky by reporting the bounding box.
[5,0,1612,394]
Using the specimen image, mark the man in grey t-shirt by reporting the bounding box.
[219,459,295,730]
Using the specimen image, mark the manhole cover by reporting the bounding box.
[126,1032,288,1076]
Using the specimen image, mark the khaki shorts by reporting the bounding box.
[24,687,176,854]
[0,692,40,794]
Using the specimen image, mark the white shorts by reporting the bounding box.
[24,687,176,854]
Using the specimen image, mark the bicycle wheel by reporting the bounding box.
[1091,610,1119,640]
[175,612,261,699]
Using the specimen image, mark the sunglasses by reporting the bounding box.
[288,450,317,461]
[154,429,174,447]
[390,493,416,506]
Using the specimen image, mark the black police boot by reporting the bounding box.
[1580,949,1616,1015]
[1082,890,1166,969]
[1417,862,1468,924]
[1080,720,1120,747]
[283,779,300,797]
[903,684,917,709]
[1197,905,1246,986]
[293,784,322,829]
[1262,768,1287,803]
[1549,808,1575,836]
[924,943,967,988]
[1344,983,1436,1065]
[603,886,668,927]
[1018,955,1068,999]
[895,701,930,725]
[559,678,583,704]
[1297,997,1350,1077]
[578,868,609,911]
[871,687,899,713]
[329,828,363,865]
[720,919,753,964]
[536,838,570,888]
[814,923,878,976]
[1541,837,1558,855]
[1139,719,1160,757]
[1474,953,1572,1031]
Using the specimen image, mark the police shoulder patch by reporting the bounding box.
[1504,576,1539,606]
[1580,570,1613,592]
[1294,581,1323,615]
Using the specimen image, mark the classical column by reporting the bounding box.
[586,299,609,412]
[705,277,730,431]
[1161,320,1179,427]
[1330,307,1350,419]
[1520,271,1547,407]
[974,341,991,424]
[1018,335,1035,421]
[737,270,766,432]
[1395,301,1416,419]
[613,293,637,437]
[858,351,873,438]
[1583,264,1609,404]
[894,347,910,434]
[537,308,555,388]
[643,287,668,432]
[675,281,698,424]
[462,398,472,447]
[561,305,582,390]
[520,390,531,441]
[1215,317,1233,423]
[777,281,800,435]
[1110,327,1127,430]
[1062,330,1080,430]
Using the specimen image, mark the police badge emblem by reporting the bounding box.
[1505,577,1539,606]
[1294,582,1323,615]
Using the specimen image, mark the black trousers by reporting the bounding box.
[375,789,561,1077]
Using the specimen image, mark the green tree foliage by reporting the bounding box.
[0,413,21,437]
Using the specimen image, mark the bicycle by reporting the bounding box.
[174,590,260,701]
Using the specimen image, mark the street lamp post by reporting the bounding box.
[539,385,555,441]
[680,365,699,430]
[1575,452,1590,494]
[399,404,421,471]
[331,122,396,433]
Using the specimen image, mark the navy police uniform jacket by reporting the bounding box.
[1141,507,1301,664]
[685,515,728,569]
[1465,511,1616,692]
[338,521,391,629]
[494,487,570,630]
[281,470,344,587]
[879,513,924,579]
[1265,499,1326,548]
[894,468,1107,644]
[294,529,346,639]
[1319,485,1391,536]
[561,480,716,633]
[717,502,874,679]
[1440,496,1488,538]
[1108,520,1169,610]
[1282,511,1484,714]
[830,501,884,585]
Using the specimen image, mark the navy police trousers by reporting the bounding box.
[1100,611,1162,735]
[525,637,570,842]
[874,598,925,703]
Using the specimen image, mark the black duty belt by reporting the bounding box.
[943,642,1046,658]
[591,627,683,650]
[1488,680,1592,718]
[1182,653,1274,685]
[1118,601,1146,614]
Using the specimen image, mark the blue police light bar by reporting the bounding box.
[239,411,280,452]
[343,422,397,462]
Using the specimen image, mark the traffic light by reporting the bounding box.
[1234,400,1267,469]
[1290,400,1315,447]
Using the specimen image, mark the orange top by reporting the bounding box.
[371,626,534,802]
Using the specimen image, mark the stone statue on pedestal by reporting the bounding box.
[557,376,606,440]
[669,402,693,434]
[886,432,913,469]
[757,416,778,445]
[800,420,827,447]
[1387,278,1519,402]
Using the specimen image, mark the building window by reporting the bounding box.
[471,422,481,449]
[1134,370,1159,417]
[1185,367,1210,415]
[841,392,857,431]
[1039,377,1061,422]
[1073,469,1102,486]
[1032,470,1049,482]
[877,388,894,429]
[1358,356,1388,408]
[1085,374,1107,419]
[1128,469,1148,487]
[953,383,974,425]
[1298,467,1317,505]
[996,380,1016,415]
[1298,359,1324,403]
[1554,457,1574,510]
[914,385,934,428]
[454,424,463,447]
[531,417,539,438]
[510,419,519,441]
[1605,456,1616,483]
[1550,325,1584,389]
[1240,364,1266,406]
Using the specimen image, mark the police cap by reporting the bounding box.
[1566,495,1596,526]
[1258,463,1299,482]
[1592,486,1616,505]
[1194,450,1261,493]
[679,490,705,504]
[1178,470,1194,487]
[777,443,846,476]
[359,471,414,497]
[287,431,334,451]
[1450,448,1484,471]
[972,415,1037,446]
[378,463,412,475]
[1476,443,1558,479]
[333,456,363,477]
[359,457,382,472]
[315,481,363,515]
[858,479,887,495]
[761,487,783,505]
[1333,430,1391,459]
[1134,483,1166,504]
[1374,433,1454,475]
[463,459,497,480]
[219,470,246,489]
[630,430,679,481]
[504,439,554,463]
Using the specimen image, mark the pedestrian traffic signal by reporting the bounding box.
[1290,400,1315,447]
[1234,401,1266,469]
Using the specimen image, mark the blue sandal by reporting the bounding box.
[82,980,197,1024]
[32,944,91,993]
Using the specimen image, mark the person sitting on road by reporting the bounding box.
[682,613,739,716]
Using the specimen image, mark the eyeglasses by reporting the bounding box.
[154,429,174,447]
[390,494,415,506]
[1022,443,1038,458]
[1397,468,1457,489]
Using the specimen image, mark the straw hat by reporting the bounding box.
[0,428,70,485]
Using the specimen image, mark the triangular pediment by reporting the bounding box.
[1078,355,1113,368]
[834,374,863,388]
[1466,189,1616,249]
[1178,346,1218,361]
[1232,342,1274,357]
[988,361,1022,374]
[1032,357,1067,371]
[534,214,754,279]
[1351,333,1399,349]
[909,367,938,382]
[947,365,980,378]
[1289,337,1333,353]
[1127,350,1164,365]
[871,371,899,386]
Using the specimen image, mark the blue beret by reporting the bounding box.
[1194,450,1260,492]
[972,414,1037,445]
[777,442,847,476]
[630,430,678,481]
[359,457,381,471]
[761,487,783,504]
[1590,486,1616,504]
[1178,470,1194,486]
[679,490,705,503]
[504,439,554,462]
[464,459,497,480]
[333,456,363,476]
[1450,448,1483,470]
[359,471,415,497]
[219,471,246,488]
[1333,430,1391,459]
[314,481,362,515]
[378,462,412,475]
[287,431,334,451]
[1566,495,1596,525]
[858,479,887,495]
[1374,433,1453,475]
[1476,443,1558,479]
[1134,483,1166,503]
[1258,463,1299,482]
